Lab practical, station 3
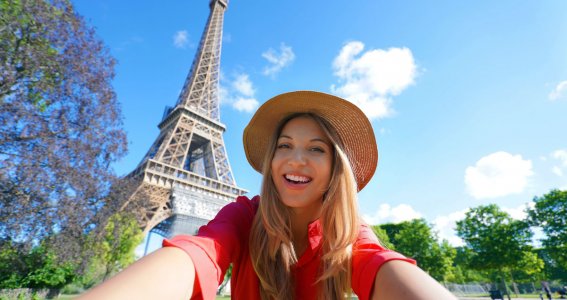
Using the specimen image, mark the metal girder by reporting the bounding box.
[126,0,247,237]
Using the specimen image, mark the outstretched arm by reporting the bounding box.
[371,260,457,300]
[78,247,195,300]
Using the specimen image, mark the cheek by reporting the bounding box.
[323,168,332,185]
[321,159,333,184]
[270,156,279,175]
[270,156,282,180]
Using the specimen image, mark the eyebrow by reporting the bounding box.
[278,135,330,144]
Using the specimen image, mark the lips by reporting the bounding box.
[284,174,312,184]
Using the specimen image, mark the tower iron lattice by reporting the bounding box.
[123,0,247,238]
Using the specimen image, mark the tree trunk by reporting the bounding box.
[45,288,61,299]
[500,271,511,300]
[510,273,520,296]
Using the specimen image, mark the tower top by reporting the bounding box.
[210,0,228,9]
[174,0,228,122]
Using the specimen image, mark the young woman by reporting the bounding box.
[79,91,457,300]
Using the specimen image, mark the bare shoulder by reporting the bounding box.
[372,260,457,300]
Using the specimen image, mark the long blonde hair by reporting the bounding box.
[249,113,360,299]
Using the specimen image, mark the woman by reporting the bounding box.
[79,91,456,300]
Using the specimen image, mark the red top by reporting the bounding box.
[163,196,415,300]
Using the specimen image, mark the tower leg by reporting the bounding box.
[143,232,152,256]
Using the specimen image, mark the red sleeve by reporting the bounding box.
[162,195,257,300]
[351,224,416,300]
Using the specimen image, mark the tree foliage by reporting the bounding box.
[451,247,490,283]
[0,240,76,290]
[535,247,567,282]
[512,251,544,281]
[98,213,143,280]
[370,225,394,249]
[379,223,404,246]
[377,219,456,281]
[74,212,143,289]
[528,189,567,270]
[0,0,127,262]
[393,219,456,282]
[456,204,534,275]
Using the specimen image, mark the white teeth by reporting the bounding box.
[285,174,311,183]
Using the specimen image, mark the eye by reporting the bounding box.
[310,147,325,153]
[276,143,291,149]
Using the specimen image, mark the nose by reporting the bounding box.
[288,149,307,166]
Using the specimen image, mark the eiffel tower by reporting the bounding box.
[124,0,247,238]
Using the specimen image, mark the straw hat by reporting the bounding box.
[243,90,378,191]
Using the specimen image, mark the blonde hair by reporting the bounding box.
[249,113,360,299]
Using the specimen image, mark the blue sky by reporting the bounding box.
[73,0,567,247]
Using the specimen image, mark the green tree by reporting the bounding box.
[452,246,490,283]
[437,240,458,282]
[0,239,25,288]
[511,251,544,282]
[528,189,567,271]
[77,212,143,289]
[96,213,143,281]
[391,219,456,282]
[379,223,404,246]
[377,220,456,282]
[0,0,127,264]
[456,204,534,298]
[535,247,567,282]
[370,225,394,249]
[23,245,76,297]
[218,264,233,294]
[0,240,75,295]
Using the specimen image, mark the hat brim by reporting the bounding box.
[243,91,378,191]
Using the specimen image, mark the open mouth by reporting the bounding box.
[284,174,312,184]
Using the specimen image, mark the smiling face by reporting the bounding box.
[270,116,333,218]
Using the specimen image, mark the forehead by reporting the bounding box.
[279,116,328,139]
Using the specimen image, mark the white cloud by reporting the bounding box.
[362,203,422,225]
[549,80,567,101]
[465,151,533,199]
[262,43,295,77]
[218,84,229,106]
[550,149,567,177]
[552,166,564,177]
[502,202,533,221]
[232,74,255,97]
[432,209,468,247]
[220,73,259,113]
[173,30,189,48]
[552,149,567,166]
[331,41,417,120]
[233,97,259,112]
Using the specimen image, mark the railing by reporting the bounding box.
[134,159,247,200]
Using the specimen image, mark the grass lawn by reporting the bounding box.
[24,295,76,300]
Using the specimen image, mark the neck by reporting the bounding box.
[289,205,322,255]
